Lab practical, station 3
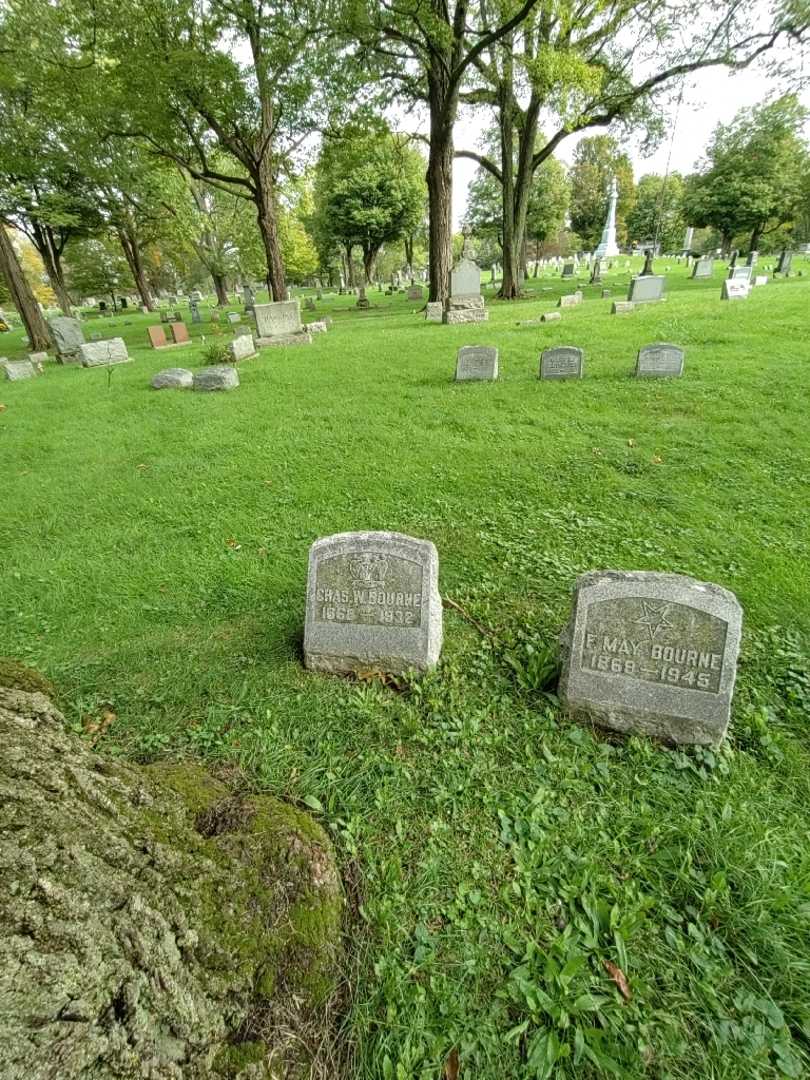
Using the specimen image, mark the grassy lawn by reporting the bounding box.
[2,259,810,1078]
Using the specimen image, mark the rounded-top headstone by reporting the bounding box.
[455,345,498,381]
[540,346,583,380]
[559,570,742,745]
[304,531,442,676]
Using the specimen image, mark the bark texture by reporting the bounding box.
[0,224,51,350]
[0,684,343,1080]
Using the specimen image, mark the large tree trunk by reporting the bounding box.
[31,222,72,316]
[500,88,540,300]
[0,680,343,1080]
[0,222,50,350]
[749,225,763,252]
[427,60,456,306]
[212,272,229,306]
[117,225,155,311]
[254,176,287,302]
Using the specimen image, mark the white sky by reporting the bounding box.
[445,64,810,227]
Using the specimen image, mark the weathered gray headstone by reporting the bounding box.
[635,343,684,378]
[2,359,36,381]
[193,365,240,391]
[561,263,575,279]
[611,301,634,314]
[254,300,303,338]
[754,275,768,287]
[775,249,793,276]
[691,258,714,279]
[558,292,582,309]
[627,276,666,304]
[79,338,130,367]
[450,258,481,297]
[455,345,498,381]
[48,317,85,363]
[540,346,583,380]
[227,312,241,325]
[721,280,749,301]
[230,334,257,362]
[151,367,194,390]
[425,302,443,323]
[28,351,48,366]
[559,570,743,745]
[304,531,442,675]
[729,265,752,282]
[304,321,328,334]
[444,295,488,324]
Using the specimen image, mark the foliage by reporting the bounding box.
[312,126,425,282]
[683,95,809,251]
[626,173,687,252]
[64,237,134,302]
[569,137,635,249]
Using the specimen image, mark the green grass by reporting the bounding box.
[2,259,810,1079]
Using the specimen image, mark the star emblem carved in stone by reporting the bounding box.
[635,600,673,640]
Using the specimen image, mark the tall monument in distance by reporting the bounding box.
[594,177,620,258]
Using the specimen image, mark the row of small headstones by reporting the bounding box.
[454,344,684,381]
[304,532,741,746]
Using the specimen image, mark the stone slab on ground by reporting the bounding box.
[540,346,583,380]
[444,308,489,325]
[721,280,750,300]
[255,332,313,347]
[558,292,582,308]
[2,359,36,381]
[304,531,443,675]
[192,365,239,391]
[151,367,194,390]
[80,338,131,367]
[612,301,634,314]
[304,321,328,334]
[425,302,443,322]
[559,570,742,745]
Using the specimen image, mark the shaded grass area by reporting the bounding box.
[2,259,810,1078]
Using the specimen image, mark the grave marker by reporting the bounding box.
[2,359,36,381]
[636,343,684,378]
[627,275,666,304]
[48,317,85,363]
[611,301,634,314]
[540,346,583,380]
[79,338,131,367]
[304,531,442,675]
[170,322,190,344]
[721,280,749,300]
[148,325,168,348]
[455,345,498,381]
[691,258,713,279]
[559,570,743,745]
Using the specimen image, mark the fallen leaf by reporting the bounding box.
[84,708,117,746]
[651,455,663,465]
[603,959,631,1001]
[627,438,636,447]
[225,538,242,550]
[0,403,6,412]
[136,463,149,470]
[443,1047,460,1080]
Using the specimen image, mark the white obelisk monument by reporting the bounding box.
[594,177,620,258]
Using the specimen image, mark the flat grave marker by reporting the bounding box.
[455,345,498,381]
[635,342,684,378]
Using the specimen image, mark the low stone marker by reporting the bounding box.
[148,325,168,348]
[541,312,561,322]
[559,570,743,745]
[558,292,582,308]
[627,275,666,304]
[79,338,131,367]
[192,365,239,391]
[151,367,194,390]
[48,316,85,363]
[28,351,48,367]
[691,258,713,279]
[304,531,443,675]
[170,322,190,344]
[227,312,241,325]
[561,263,575,278]
[721,280,749,301]
[2,359,36,381]
[754,275,768,287]
[635,343,684,378]
[540,346,583,380]
[230,334,257,361]
[425,302,443,322]
[455,345,498,381]
[611,301,634,314]
[444,295,488,324]
[728,265,752,283]
[601,288,611,298]
[304,321,328,334]
[254,299,311,345]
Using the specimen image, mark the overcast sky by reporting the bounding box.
[446,64,810,227]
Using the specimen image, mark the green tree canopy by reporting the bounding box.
[626,173,687,252]
[569,136,635,249]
